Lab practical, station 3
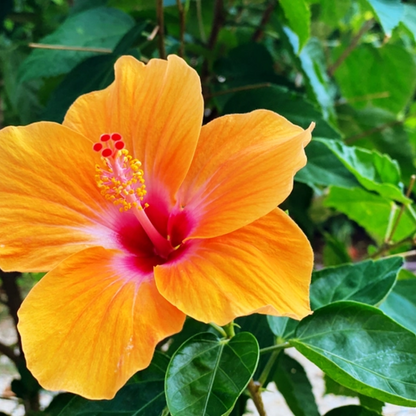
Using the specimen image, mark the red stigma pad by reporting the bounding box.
[114,141,125,150]
[100,134,111,142]
[111,133,122,141]
[101,148,113,158]
[93,142,103,152]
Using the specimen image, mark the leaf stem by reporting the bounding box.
[247,379,267,416]
[196,0,206,43]
[209,322,228,338]
[205,82,272,99]
[259,342,290,355]
[156,0,166,59]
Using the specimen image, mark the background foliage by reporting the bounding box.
[1,0,416,415]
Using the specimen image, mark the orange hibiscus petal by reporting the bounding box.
[156,209,313,326]
[172,111,313,240]
[64,55,203,206]
[0,122,120,272]
[18,247,185,400]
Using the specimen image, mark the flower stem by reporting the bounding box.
[247,379,267,416]
[223,322,236,338]
[209,322,228,338]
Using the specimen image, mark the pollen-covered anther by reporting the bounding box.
[93,133,147,213]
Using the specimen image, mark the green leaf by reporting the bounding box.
[267,316,299,340]
[337,106,416,181]
[380,280,416,334]
[273,352,320,416]
[365,0,404,35]
[43,54,117,123]
[236,314,275,381]
[283,31,335,122]
[322,233,352,267]
[358,394,384,413]
[291,301,416,406]
[223,85,340,139]
[402,4,416,42]
[58,352,168,416]
[18,7,134,82]
[317,139,409,203]
[324,405,381,415]
[279,0,310,51]
[295,140,360,189]
[333,44,416,115]
[324,187,416,244]
[113,20,147,55]
[166,332,259,416]
[310,257,403,309]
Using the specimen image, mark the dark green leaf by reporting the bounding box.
[18,7,134,82]
[58,352,168,416]
[322,233,352,267]
[166,332,259,416]
[273,352,320,416]
[334,44,416,115]
[358,394,384,413]
[113,21,147,55]
[43,54,117,123]
[317,139,409,203]
[291,301,416,406]
[279,0,310,51]
[267,316,299,340]
[295,140,360,189]
[380,279,416,334]
[223,85,340,139]
[366,0,404,35]
[310,257,403,309]
[324,405,381,415]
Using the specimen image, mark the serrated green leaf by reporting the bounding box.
[274,352,320,416]
[317,139,409,203]
[166,332,259,416]
[333,44,416,115]
[380,280,416,334]
[324,187,416,244]
[324,405,381,415]
[279,0,310,52]
[310,257,403,309]
[337,106,416,181]
[295,140,360,189]
[291,301,416,406]
[365,0,404,35]
[57,352,168,416]
[223,85,340,139]
[18,7,134,82]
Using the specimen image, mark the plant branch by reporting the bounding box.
[176,0,186,57]
[328,19,374,77]
[344,120,402,145]
[252,1,275,42]
[387,175,416,243]
[207,0,225,50]
[0,341,18,364]
[247,379,267,416]
[156,0,166,59]
[258,349,281,386]
[369,235,415,259]
[205,82,272,99]
[28,43,112,53]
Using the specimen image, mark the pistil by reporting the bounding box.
[93,133,174,258]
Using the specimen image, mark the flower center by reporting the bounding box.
[93,133,174,258]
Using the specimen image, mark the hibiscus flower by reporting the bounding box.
[0,55,313,399]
